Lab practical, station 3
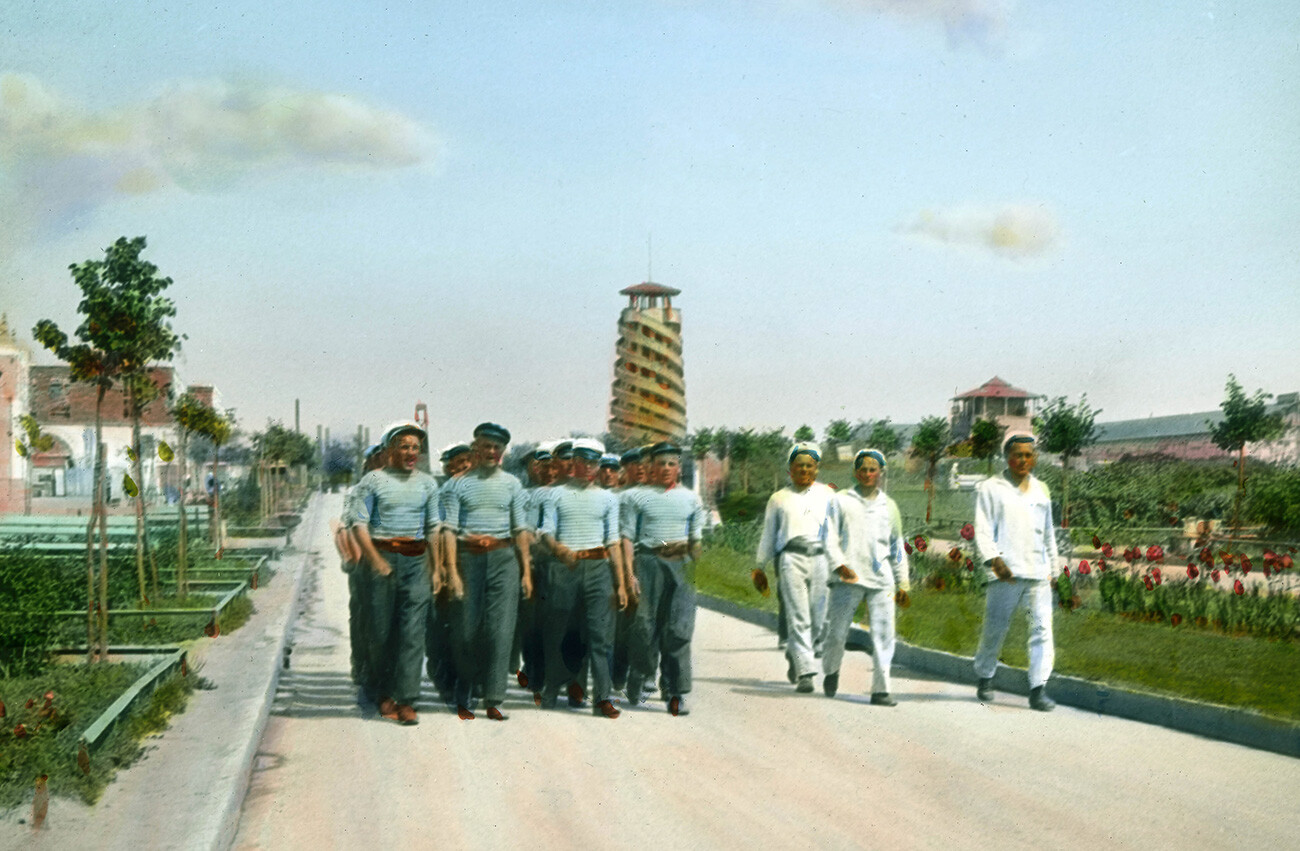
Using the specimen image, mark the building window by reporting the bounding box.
[49,380,64,400]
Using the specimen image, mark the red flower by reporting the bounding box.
[1241,558,1251,575]
[25,699,34,709]
[1199,547,1213,564]
[1123,548,1136,564]
[913,536,928,552]
[1220,551,1234,565]
[1102,543,1114,558]
[1078,560,1091,575]
[948,546,963,563]
[1153,567,1163,586]
[1263,565,1272,578]
[1262,550,1277,565]
[1098,559,1108,571]
[1146,545,1164,563]
[1233,579,1244,596]
[1142,576,1154,591]
[0,699,5,719]
[1211,570,1221,583]
[960,523,974,541]
[13,724,27,739]
[1186,564,1199,580]
[965,557,974,571]
[904,542,913,555]
[1282,555,1295,570]
[1171,614,1183,627]
[1064,565,1071,577]
[1091,535,1102,549]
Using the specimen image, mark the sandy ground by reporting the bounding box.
[232,502,1300,851]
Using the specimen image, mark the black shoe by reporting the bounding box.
[796,673,814,693]
[823,672,839,698]
[870,692,897,707]
[786,659,796,684]
[1029,686,1056,712]
[976,678,994,702]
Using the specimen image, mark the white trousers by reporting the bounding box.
[973,578,1054,688]
[778,550,828,678]
[822,583,896,695]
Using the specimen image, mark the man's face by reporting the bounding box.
[442,453,471,478]
[389,435,421,472]
[528,457,552,486]
[789,454,819,489]
[629,461,647,484]
[570,455,597,484]
[598,466,620,487]
[553,456,573,481]
[1007,443,1038,478]
[854,457,882,490]
[652,455,681,487]
[472,436,505,470]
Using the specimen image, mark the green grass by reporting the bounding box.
[0,664,197,808]
[694,545,1300,722]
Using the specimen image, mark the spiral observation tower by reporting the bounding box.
[608,282,687,446]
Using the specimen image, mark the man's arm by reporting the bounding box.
[352,524,392,577]
[974,484,1012,582]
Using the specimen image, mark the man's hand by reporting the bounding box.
[554,543,578,569]
[628,575,642,606]
[464,533,496,549]
[990,557,1013,583]
[614,584,628,611]
[894,588,911,608]
[752,568,770,596]
[370,554,392,578]
[835,565,858,583]
[521,572,534,600]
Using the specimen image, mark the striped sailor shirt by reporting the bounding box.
[442,467,527,537]
[542,482,620,549]
[621,484,707,548]
[346,468,441,539]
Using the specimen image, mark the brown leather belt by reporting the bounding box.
[374,537,427,557]
[461,536,513,554]
[573,547,609,560]
[643,541,691,559]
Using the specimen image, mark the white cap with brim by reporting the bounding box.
[381,421,427,449]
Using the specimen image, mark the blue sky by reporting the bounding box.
[3,1,1297,448]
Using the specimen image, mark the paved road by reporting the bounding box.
[233,495,1300,851]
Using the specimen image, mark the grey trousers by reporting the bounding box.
[778,550,828,678]
[451,547,521,708]
[346,565,369,686]
[629,553,697,696]
[822,582,896,695]
[366,551,431,704]
[543,557,616,704]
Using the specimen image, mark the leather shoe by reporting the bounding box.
[456,705,476,720]
[594,699,621,719]
[668,695,689,716]
[976,678,994,702]
[568,682,587,708]
[397,704,418,725]
[485,706,508,721]
[796,673,814,693]
[1029,686,1056,712]
[870,693,897,707]
[823,672,839,698]
[516,670,529,689]
[378,697,399,720]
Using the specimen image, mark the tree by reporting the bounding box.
[124,371,172,603]
[825,418,853,447]
[969,417,1005,475]
[323,438,359,486]
[170,392,218,597]
[793,425,815,442]
[33,236,180,657]
[866,419,901,457]
[203,412,234,550]
[909,416,951,524]
[13,414,55,516]
[1208,375,1286,538]
[1034,395,1101,528]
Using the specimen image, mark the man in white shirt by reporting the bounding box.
[972,433,1061,711]
[754,443,838,693]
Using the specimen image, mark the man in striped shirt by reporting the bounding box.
[443,422,531,721]
[539,438,627,718]
[623,442,707,715]
[347,422,441,725]
[755,443,838,694]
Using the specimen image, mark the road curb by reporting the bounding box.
[696,592,1300,759]
[210,496,320,851]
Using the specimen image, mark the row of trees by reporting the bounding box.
[32,236,235,661]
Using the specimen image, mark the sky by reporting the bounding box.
[2,0,1297,450]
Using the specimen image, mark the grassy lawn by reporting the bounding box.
[695,546,1300,722]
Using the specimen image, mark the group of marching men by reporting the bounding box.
[334,421,1061,725]
[332,420,705,724]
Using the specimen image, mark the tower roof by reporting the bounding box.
[953,376,1033,400]
[620,281,680,297]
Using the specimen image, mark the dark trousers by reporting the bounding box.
[543,558,615,704]
[629,553,697,696]
[513,547,549,690]
[450,548,520,708]
[426,589,456,703]
[346,565,369,686]
[365,552,430,704]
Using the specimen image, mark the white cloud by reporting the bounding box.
[898,202,1061,259]
[828,0,1014,48]
[0,72,437,257]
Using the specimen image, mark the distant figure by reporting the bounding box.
[973,433,1061,712]
[754,443,837,693]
